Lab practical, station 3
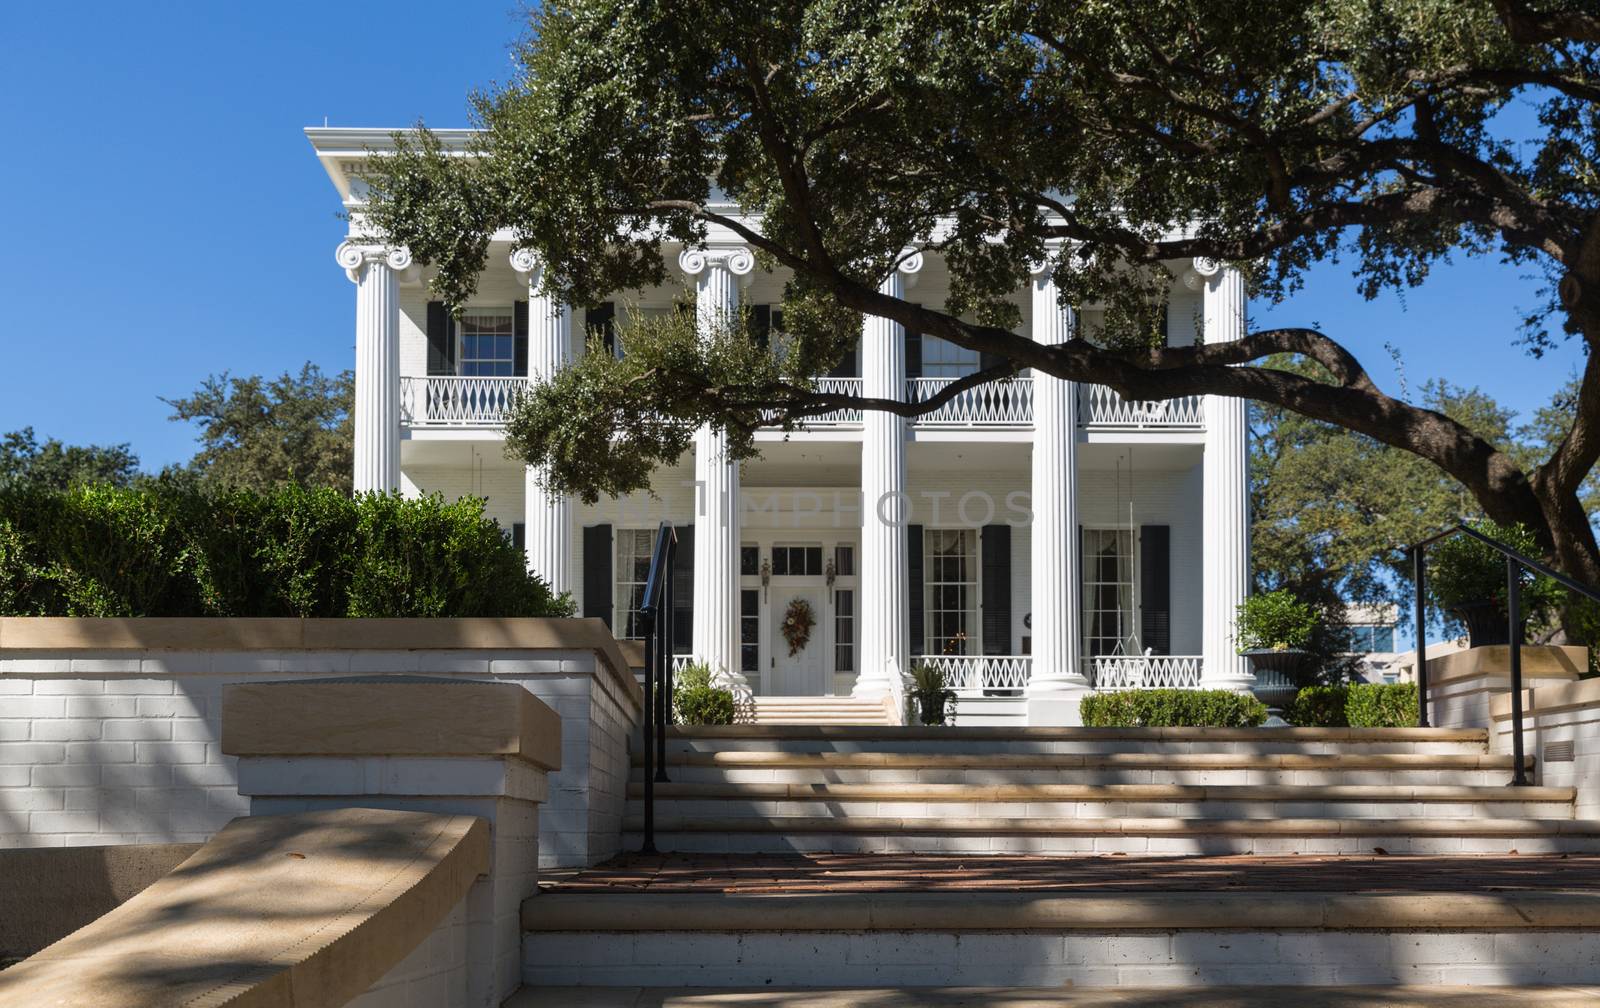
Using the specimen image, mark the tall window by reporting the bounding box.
[614,529,654,640]
[458,307,515,376]
[834,589,855,673]
[920,335,980,378]
[1082,529,1136,656]
[925,529,977,655]
[740,589,760,674]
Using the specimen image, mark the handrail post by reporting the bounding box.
[640,608,657,853]
[656,536,672,783]
[1413,546,1430,728]
[1507,557,1529,787]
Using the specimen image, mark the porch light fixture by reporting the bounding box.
[760,558,771,601]
[825,559,837,587]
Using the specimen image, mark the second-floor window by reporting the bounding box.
[459,308,515,376]
[920,334,980,379]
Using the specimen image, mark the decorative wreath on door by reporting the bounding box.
[781,597,816,657]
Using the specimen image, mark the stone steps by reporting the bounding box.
[508,986,1600,1006]
[748,698,894,726]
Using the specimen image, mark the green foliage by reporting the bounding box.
[1347,683,1419,728]
[1287,684,1419,728]
[1286,686,1351,728]
[0,428,140,490]
[1428,520,1563,618]
[1079,689,1268,728]
[0,485,571,618]
[907,661,957,725]
[674,661,714,692]
[163,364,353,494]
[673,665,736,727]
[909,661,951,695]
[1235,590,1319,652]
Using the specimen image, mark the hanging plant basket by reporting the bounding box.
[781,597,816,657]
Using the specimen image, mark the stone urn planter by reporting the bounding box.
[913,689,954,726]
[1450,601,1511,648]
[1242,648,1313,711]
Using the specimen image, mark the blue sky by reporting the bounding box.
[0,3,1586,471]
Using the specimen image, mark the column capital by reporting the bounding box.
[895,248,925,277]
[1181,256,1224,291]
[509,246,546,284]
[677,245,755,280]
[1029,241,1071,277]
[336,241,411,284]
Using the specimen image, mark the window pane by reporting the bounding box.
[740,545,760,577]
[834,545,854,577]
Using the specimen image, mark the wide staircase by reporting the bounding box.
[749,695,897,726]
[621,724,1595,855]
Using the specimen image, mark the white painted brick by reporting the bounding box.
[138,654,214,677]
[33,679,101,695]
[31,764,98,786]
[102,718,173,741]
[29,810,102,833]
[69,659,140,675]
[0,660,69,676]
[0,742,66,764]
[168,719,216,742]
[66,741,135,763]
[4,697,66,718]
[137,695,205,718]
[31,720,103,741]
[101,678,176,696]
[0,722,29,741]
[135,742,211,765]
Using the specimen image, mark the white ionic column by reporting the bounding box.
[1026,255,1092,724]
[678,247,752,691]
[338,241,410,495]
[1194,259,1254,691]
[512,250,573,595]
[855,252,922,700]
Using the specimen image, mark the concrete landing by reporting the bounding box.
[506,987,1600,1007]
[0,807,487,1008]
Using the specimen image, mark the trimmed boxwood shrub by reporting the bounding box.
[1080,689,1268,728]
[1286,683,1419,728]
[0,484,572,618]
[1286,685,1350,728]
[672,661,736,725]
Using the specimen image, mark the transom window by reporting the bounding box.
[771,544,823,576]
[920,335,980,379]
[614,529,655,640]
[925,529,977,655]
[459,308,515,376]
[1083,529,1136,657]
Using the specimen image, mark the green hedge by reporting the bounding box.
[672,661,736,725]
[1287,683,1419,728]
[1080,689,1268,728]
[0,484,572,618]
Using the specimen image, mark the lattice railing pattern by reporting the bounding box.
[1077,385,1204,428]
[401,376,526,426]
[794,377,864,427]
[915,655,1032,695]
[907,378,1033,426]
[1088,655,1204,691]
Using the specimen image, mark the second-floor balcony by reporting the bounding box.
[400,375,1206,432]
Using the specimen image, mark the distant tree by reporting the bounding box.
[164,364,353,494]
[0,427,140,490]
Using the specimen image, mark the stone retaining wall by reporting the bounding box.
[0,618,640,868]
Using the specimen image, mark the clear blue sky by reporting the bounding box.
[0,3,1586,471]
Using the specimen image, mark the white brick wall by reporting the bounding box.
[0,648,639,869]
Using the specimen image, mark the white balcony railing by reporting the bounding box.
[913,654,1032,695]
[1078,384,1204,428]
[1087,654,1203,691]
[907,377,1033,426]
[401,376,525,426]
[797,377,864,427]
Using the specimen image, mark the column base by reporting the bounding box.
[1025,683,1095,727]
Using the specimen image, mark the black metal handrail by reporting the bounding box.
[1409,523,1600,787]
[636,521,678,854]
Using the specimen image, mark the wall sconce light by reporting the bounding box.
[760,558,771,601]
[825,559,837,588]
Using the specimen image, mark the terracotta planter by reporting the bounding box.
[1451,601,1511,648]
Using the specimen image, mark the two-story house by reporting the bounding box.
[309,127,1252,725]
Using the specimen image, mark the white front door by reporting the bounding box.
[771,584,827,695]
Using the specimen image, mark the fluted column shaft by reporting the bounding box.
[514,252,573,595]
[340,242,408,495]
[679,248,751,689]
[1026,262,1086,696]
[1200,263,1254,690]
[855,255,920,699]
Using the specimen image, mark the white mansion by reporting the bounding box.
[310,128,1253,725]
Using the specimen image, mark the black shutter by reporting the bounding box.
[672,525,694,654]
[513,300,529,377]
[426,301,456,376]
[981,524,1011,656]
[907,524,925,656]
[1140,524,1171,654]
[582,524,613,629]
[588,302,616,356]
[750,304,771,349]
[905,326,923,380]
[511,523,526,552]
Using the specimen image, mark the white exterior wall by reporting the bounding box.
[0,649,636,869]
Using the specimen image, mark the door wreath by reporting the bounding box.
[781,597,816,657]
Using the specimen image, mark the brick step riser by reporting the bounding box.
[666,740,1488,756]
[522,930,1600,989]
[619,831,1600,856]
[626,799,1575,820]
[654,767,1525,787]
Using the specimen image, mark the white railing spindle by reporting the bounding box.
[906,378,1033,426]
[1086,655,1204,691]
[913,655,1033,695]
[1077,385,1204,428]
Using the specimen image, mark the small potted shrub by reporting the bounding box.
[1236,590,1320,714]
[1428,519,1561,647]
[908,661,956,726]
[672,661,736,726]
